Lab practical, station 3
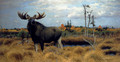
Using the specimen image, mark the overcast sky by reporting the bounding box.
[0,0,120,29]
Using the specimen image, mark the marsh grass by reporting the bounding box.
[0,36,120,62]
[83,51,106,62]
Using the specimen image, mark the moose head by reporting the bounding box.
[17,12,46,24]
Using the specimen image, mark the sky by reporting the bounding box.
[0,0,120,29]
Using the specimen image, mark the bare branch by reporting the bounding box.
[83,37,95,50]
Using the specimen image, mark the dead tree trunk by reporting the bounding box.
[87,10,93,37]
[83,15,96,50]
[92,15,95,37]
[83,5,87,36]
[92,15,96,46]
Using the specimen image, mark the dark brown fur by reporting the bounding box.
[18,12,63,52]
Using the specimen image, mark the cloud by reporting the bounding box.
[0,0,28,10]
[30,0,82,6]
[30,0,120,19]
[0,0,120,28]
[67,7,84,19]
[43,5,69,11]
[68,12,81,19]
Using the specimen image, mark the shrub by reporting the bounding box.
[62,31,71,37]
[81,29,85,33]
[95,31,100,35]
[88,30,92,34]
[17,30,28,38]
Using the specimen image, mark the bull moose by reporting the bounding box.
[17,12,63,52]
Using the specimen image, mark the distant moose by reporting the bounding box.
[17,12,63,52]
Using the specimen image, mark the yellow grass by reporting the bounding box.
[73,46,85,55]
[0,35,120,62]
[83,50,106,62]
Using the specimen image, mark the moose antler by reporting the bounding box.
[18,12,30,20]
[34,12,46,19]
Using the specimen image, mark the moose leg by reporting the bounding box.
[34,43,38,52]
[58,37,63,49]
[40,42,44,51]
[54,41,60,48]
[54,40,59,48]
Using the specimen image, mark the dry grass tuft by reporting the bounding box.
[71,56,82,62]
[105,41,113,44]
[43,52,66,62]
[44,52,57,59]
[0,49,8,57]
[63,46,75,52]
[115,37,120,41]
[44,52,61,62]
[3,39,13,45]
[62,51,79,60]
[0,40,3,46]
[26,46,34,51]
[23,51,33,57]
[63,51,73,58]
[84,46,91,52]
[73,46,85,55]
[0,46,9,57]
[11,53,23,60]
[44,46,58,52]
[6,51,24,62]
[0,51,4,56]
[83,50,106,62]
[44,46,63,55]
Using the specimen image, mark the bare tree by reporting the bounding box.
[91,15,95,37]
[83,5,90,36]
[91,15,96,46]
[83,15,96,50]
[87,10,93,37]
